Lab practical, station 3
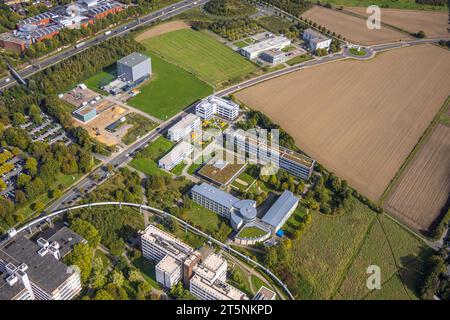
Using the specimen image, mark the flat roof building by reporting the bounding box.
[303,28,331,53]
[168,113,201,142]
[0,235,82,300]
[195,96,240,121]
[262,190,299,233]
[158,141,193,171]
[240,36,291,60]
[190,274,249,300]
[0,272,32,300]
[155,255,183,289]
[260,49,287,65]
[253,286,276,300]
[72,104,97,123]
[117,52,152,83]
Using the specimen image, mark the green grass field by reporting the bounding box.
[349,47,367,56]
[183,202,233,236]
[238,226,268,238]
[127,53,212,120]
[171,162,186,175]
[285,197,429,300]
[130,136,174,176]
[328,0,447,11]
[286,54,313,66]
[187,163,202,175]
[139,29,258,88]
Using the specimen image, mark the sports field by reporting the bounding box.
[345,7,449,38]
[236,44,450,201]
[385,124,450,233]
[127,53,212,120]
[301,6,413,45]
[138,29,258,88]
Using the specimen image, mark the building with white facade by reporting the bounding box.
[191,182,257,230]
[225,129,315,180]
[261,190,299,233]
[168,113,201,142]
[195,96,240,121]
[139,225,194,288]
[240,36,291,60]
[158,141,193,171]
[0,235,82,300]
[302,28,331,53]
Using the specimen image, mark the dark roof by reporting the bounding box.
[0,273,27,300]
[43,226,86,257]
[0,236,76,294]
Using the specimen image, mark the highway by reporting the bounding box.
[0,0,208,91]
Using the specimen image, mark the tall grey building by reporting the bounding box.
[117,52,152,82]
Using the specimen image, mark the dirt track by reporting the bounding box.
[236,44,450,201]
[300,6,413,45]
[135,21,191,42]
[385,124,450,233]
[345,7,449,38]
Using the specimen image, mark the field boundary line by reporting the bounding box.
[380,95,450,205]
[330,213,377,299]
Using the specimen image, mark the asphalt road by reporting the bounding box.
[0,0,208,91]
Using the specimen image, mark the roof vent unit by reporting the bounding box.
[38,247,48,257]
[5,263,17,276]
[6,275,18,286]
[7,228,17,238]
[18,263,28,272]
[37,238,49,249]
[50,241,60,250]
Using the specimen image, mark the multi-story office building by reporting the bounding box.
[302,28,331,53]
[195,96,240,121]
[0,272,33,300]
[190,253,248,300]
[168,114,201,142]
[139,225,194,288]
[158,141,193,171]
[0,235,82,300]
[261,190,299,233]
[191,182,257,230]
[225,129,315,180]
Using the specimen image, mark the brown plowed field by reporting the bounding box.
[300,6,413,45]
[135,21,191,42]
[235,44,450,201]
[345,7,449,38]
[385,124,450,233]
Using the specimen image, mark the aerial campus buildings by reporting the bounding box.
[0,227,85,300]
[240,35,291,60]
[302,28,332,53]
[0,0,123,52]
[158,141,194,171]
[191,182,299,234]
[168,113,201,142]
[139,225,271,300]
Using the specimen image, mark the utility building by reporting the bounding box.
[117,52,152,82]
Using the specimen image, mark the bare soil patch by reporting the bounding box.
[236,44,450,200]
[135,21,191,42]
[300,6,413,45]
[385,124,450,233]
[345,7,449,38]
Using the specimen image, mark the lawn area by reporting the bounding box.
[183,202,233,237]
[127,53,212,120]
[187,163,202,175]
[238,226,268,238]
[334,215,431,300]
[130,136,174,177]
[283,205,308,236]
[286,54,313,66]
[251,275,267,294]
[139,29,258,88]
[171,162,186,176]
[131,256,161,289]
[327,0,447,11]
[84,64,117,95]
[349,47,367,56]
[121,113,158,145]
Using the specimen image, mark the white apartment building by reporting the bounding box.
[195,96,240,121]
[302,28,331,52]
[190,253,248,300]
[158,141,193,171]
[168,114,201,142]
[139,225,194,288]
[240,36,291,60]
[155,255,183,288]
[0,236,82,300]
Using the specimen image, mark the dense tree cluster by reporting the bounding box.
[415,0,446,5]
[261,0,313,16]
[210,18,262,41]
[204,0,256,17]
[420,251,447,299]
